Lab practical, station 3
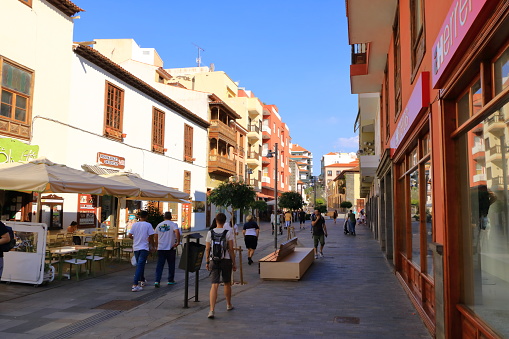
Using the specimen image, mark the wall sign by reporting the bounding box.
[97,152,125,169]
[432,0,488,88]
[0,138,39,163]
[390,72,430,153]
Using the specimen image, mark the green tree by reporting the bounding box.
[340,201,353,214]
[278,191,304,211]
[146,201,163,228]
[208,180,256,223]
[250,200,268,221]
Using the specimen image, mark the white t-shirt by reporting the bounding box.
[206,227,234,260]
[128,221,155,251]
[155,220,178,250]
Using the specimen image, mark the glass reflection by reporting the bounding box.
[461,101,509,337]
[410,168,420,268]
[425,161,433,276]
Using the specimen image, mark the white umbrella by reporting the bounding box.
[0,158,140,196]
[101,172,190,202]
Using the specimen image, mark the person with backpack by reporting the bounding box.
[205,212,236,319]
[0,221,13,279]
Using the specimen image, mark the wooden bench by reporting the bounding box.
[259,237,314,281]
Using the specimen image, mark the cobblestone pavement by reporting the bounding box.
[0,218,431,339]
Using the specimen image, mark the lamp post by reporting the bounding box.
[312,176,317,211]
[266,143,278,250]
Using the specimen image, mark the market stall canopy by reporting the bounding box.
[0,158,140,196]
[101,172,190,202]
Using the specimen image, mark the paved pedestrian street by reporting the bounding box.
[0,219,431,339]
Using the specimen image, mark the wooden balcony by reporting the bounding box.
[209,119,236,145]
[208,154,236,176]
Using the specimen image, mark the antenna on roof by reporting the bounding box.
[192,43,204,67]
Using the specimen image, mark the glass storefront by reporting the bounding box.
[456,44,509,336]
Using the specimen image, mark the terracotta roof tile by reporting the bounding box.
[47,0,84,16]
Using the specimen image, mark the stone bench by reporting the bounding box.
[259,237,314,281]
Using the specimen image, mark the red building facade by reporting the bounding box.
[347,1,509,338]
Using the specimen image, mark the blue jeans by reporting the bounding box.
[348,220,356,234]
[155,249,176,283]
[133,250,149,285]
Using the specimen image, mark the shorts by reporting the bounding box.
[244,235,258,249]
[210,259,233,284]
[313,234,325,248]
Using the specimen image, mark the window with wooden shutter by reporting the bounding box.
[410,0,425,80]
[104,81,124,140]
[183,170,191,194]
[0,58,33,140]
[152,107,165,153]
[184,124,193,162]
[393,9,402,119]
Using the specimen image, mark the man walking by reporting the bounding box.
[311,209,328,259]
[299,209,306,229]
[205,213,236,319]
[128,210,155,292]
[154,211,180,287]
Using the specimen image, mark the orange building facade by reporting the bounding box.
[261,105,291,200]
[348,1,509,338]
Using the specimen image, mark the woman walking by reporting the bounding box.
[243,215,260,265]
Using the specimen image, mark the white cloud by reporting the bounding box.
[334,136,359,152]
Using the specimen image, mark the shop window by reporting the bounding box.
[0,59,33,140]
[458,103,509,337]
[104,81,124,140]
[410,0,425,79]
[409,167,420,267]
[184,124,193,162]
[494,46,509,95]
[424,160,433,276]
[152,107,165,154]
[457,79,483,127]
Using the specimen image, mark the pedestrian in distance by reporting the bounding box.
[299,209,306,229]
[205,212,236,319]
[242,215,260,265]
[154,212,181,287]
[0,221,12,279]
[333,210,338,224]
[284,210,292,229]
[348,209,357,236]
[128,210,155,292]
[311,209,328,259]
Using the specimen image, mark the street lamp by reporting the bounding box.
[266,143,278,250]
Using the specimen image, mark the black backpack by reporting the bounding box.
[0,222,15,252]
[210,229,229,263]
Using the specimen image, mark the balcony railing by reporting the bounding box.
[249,178,259,187]
[486,114,504,125]
[247,151,260,160]
[248,124,260,133]
[208,155,236,175]
[351,43,368,65]
[209,119,236,144]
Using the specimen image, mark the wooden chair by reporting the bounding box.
[103,238,120,261]
[120,239,134,261]
[86,246,106,276]
[64,249,88,280]
[64,233,74,246]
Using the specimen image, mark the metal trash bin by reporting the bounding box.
[179,241,206,273]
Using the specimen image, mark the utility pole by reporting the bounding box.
[192,43,204,67]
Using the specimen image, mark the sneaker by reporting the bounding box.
[154,282,160,288]
[319,252,324,258]
[132,285,143,292]
[140,280,147,287]
[227,305,234,311]
[314,254,318,259]
[208,310,215,319]
[167,281,176,285]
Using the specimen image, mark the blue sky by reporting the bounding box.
[73,0,358,175]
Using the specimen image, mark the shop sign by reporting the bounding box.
[432,0,488,88]
[78,194,97,226]
[0,138,39,163]
[97,152,125,169]
[390,72,430,153]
